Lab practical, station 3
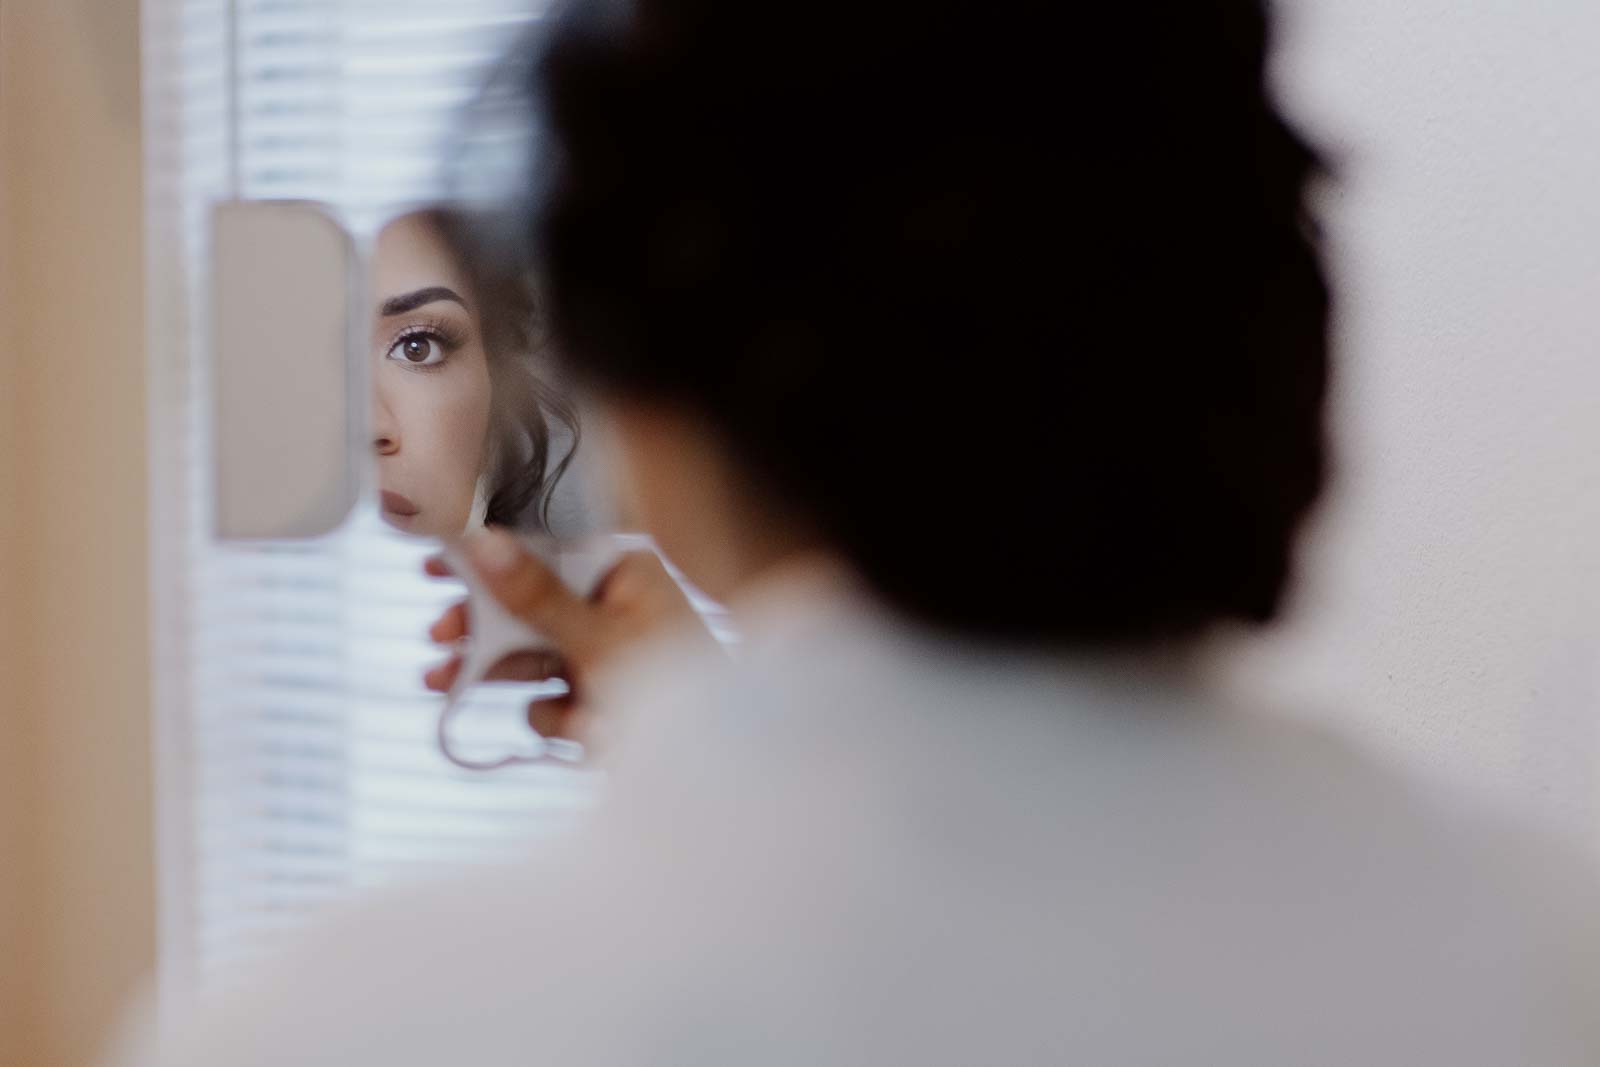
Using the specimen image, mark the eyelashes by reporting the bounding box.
[385,316,471,371]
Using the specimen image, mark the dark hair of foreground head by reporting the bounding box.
[524,0,1330,647]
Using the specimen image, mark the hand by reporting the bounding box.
[423,528,711,742]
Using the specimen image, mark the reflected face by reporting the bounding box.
[371,214,493,537]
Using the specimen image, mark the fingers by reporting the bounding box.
[486,650,567,683]
[595,549,710,643]
[464,528,592,652]
[422,554,454,579]
[527,692,586,742]
[429,601,469,644]
[423,657,461,692]
[595,550,675,605]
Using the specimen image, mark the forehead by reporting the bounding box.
[371,212,474,308]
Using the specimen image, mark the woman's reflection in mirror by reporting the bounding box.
[370,209,575,538]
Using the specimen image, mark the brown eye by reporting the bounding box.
[387,332,445,367]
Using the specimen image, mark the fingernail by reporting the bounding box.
[468,528,523,578]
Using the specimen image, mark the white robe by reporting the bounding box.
[110,574,1600,1065]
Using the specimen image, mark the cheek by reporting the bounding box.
[429,371,493,458]
[389,365,493,512]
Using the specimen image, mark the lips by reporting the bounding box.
[380,490,421,518]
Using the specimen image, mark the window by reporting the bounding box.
[144,0,598,994]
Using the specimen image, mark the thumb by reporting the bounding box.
[464,528,593,654]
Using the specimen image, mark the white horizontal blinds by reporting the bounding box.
[144,0,348,986]
[187,0,351,983]
[339,1,545,233]
[145,0,231,994]
[148,0,602,993]
[188,541,350,980]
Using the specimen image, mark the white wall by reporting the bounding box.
[1228,0,1600,853]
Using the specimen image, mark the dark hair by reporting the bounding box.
[526,0,1330,645]
[421,209,578,531]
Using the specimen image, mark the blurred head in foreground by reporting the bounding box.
[517,0,1329,646]
[371,209,574,538]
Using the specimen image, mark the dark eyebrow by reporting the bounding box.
[379,286,468,317]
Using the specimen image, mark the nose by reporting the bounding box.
[373,380,400,457]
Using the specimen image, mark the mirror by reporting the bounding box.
[369,210,500,537]
[369,208,586,541]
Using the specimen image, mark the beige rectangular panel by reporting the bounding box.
[211,201,361,539]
